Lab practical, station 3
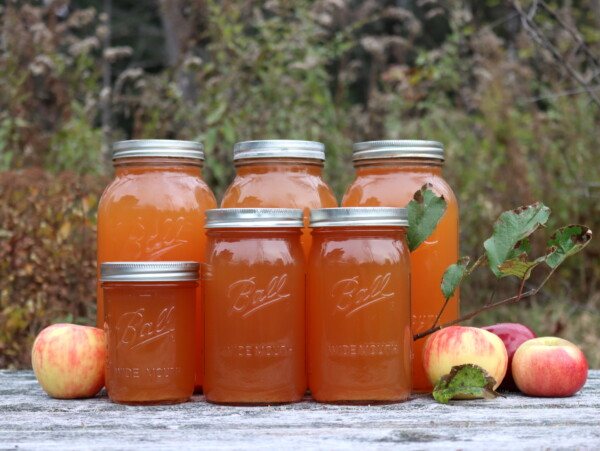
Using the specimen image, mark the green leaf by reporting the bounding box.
[544,225,592,269]
[432,364,503,404]
[222,119,236,144]
[407,184,447,252]
[497,254,544,280]
[483,203,551,278]
[203,128,218,153]
[206,102,228,126]
[441,257,470,299]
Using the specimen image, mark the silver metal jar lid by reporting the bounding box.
[310,207,408,227]
[112,140,205,160]
[205,208,304,228]
[352,140,444,161]
[100,261,199,282]
[233,140,325,161]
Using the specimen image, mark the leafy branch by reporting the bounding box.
[406,183,447,252]
[408,189,593,341]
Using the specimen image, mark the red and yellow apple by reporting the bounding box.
[422,325,508,389]
[481,322,537,391]
[512,337,588,397]
[31,323,106,399]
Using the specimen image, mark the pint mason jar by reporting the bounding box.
[341,140,459,393]
[307,207,412,404]
[101,261,198,405]
[97,139,217,391]
[203,208,306,405]
[220,140,338,257]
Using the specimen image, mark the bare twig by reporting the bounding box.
[527,0,539,20]
[511,0,600,108]
[523,85,600,103]
[469,254,488,274]
[473,11,520,36]
[538,0,600,68]
[516,274,527,301]
[413,288,537,340]
[485,280,499,306]
[431,296,451,330]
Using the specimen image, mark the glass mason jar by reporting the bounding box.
[341,140,459,393]
[97,140,217,391]
[101,261,198,405]
[203,208,306,405]
[307,207,412,404]
[220,140,338,258]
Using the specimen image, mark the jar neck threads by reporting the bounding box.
[113,157,204,171]
[234,158,324,171]
[353,157,443,172]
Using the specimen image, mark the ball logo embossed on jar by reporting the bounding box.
[113,217,194,260]
[229,275,290,318]
[116,306,176,351]
[332,273,394,318]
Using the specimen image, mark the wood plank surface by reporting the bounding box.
[1,370,599,450]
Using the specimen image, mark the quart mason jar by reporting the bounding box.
[307,207,412,404]
[97,140,217,391]
[341,140,459,393]
[220,140,338,258]
[101,261,198,405]
[202,208,306,405]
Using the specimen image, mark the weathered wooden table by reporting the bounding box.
[1,370,598,450]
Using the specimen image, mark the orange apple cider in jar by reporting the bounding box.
[307,208,412,404]
[203,209,306,405]
[101,262,198,405]
[220,140,338,258]
[341,141,459,393]
[97,140,217,391]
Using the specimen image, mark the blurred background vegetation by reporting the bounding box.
[1,0,599,369]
